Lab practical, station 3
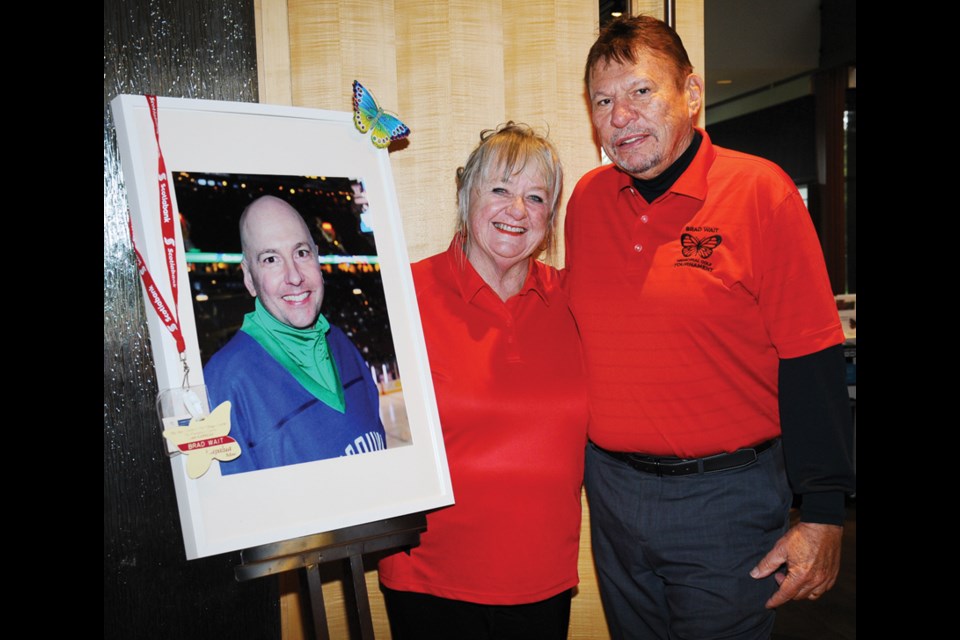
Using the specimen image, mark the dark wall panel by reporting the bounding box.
[707,96,817,185]
[104,1,278,638]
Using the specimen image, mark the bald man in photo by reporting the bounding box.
[204,195,387,475]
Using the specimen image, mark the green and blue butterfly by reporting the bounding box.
[352,80,411,149]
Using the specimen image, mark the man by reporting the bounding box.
[204,195,386,475]
[564,16,855,639]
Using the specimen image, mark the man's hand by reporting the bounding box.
[750,522,843,608]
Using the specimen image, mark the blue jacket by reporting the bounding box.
[204,324,386,475]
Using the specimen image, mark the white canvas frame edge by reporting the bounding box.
[110,94,452,559]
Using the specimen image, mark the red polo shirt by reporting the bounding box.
[378,242,588,604]
[565,130,843,457]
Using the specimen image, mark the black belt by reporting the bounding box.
[593,438,778,477]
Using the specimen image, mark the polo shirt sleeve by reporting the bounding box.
[757,181,852,523]
[757,188,844,359]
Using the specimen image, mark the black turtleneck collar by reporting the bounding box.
[631,130,703,203]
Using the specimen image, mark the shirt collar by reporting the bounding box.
[615,127,717,202]
[445,238,549,305]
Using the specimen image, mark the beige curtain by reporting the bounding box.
[254,1,703,638]
[257,0,598,265]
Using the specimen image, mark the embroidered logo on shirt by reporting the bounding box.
[674,227,723,272]
[681,233,722,258]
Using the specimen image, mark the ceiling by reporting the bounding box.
[704,0,822,106]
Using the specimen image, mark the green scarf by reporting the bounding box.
[239,298,346,413]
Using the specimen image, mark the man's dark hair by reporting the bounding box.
[585,15,694,91]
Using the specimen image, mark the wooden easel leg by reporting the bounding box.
[345,553,375,640]
[304,564,330,640]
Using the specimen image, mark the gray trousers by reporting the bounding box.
[585,440,792,640]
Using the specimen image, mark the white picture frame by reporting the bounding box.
[111,94,452,560]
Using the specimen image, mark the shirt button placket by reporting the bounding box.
[505,317,521,363]
[626,188,650,269]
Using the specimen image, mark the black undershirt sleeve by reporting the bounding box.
[778,344,856,525]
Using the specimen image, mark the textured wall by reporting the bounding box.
[255,0,600,266]
[255,2,608,637]
[103,2,278,638]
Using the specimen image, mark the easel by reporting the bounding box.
[236,513,427,640]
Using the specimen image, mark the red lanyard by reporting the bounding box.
[130,95,186,355]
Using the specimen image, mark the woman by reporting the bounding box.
[378,123,588,639]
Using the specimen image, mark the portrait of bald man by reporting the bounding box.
[203,195,387,475]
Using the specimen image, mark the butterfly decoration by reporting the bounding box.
[680,233,723,259]
[162,401,241,479]
[352,80,411,149]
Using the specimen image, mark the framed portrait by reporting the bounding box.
[111,95,452,559]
